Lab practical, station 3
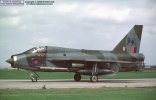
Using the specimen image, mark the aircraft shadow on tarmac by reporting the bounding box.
[22,79,134,83]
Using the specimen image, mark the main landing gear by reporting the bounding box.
[90,75,98,82]
[90,63,98,82]
[74,73,99,82]
[74,73,81,82]
[73,63,99,82]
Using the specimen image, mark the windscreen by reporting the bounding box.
[24,46,46,54]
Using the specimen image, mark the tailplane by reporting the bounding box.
[113,25,143,54]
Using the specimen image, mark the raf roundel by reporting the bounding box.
[34,59,39,65]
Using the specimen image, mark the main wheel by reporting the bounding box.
[74,74,81,82]
[90,75,98,82]
[31,76,37,82]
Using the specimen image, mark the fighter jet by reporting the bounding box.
[6,25,145,82]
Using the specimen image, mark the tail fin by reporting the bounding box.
[113,25,143,54]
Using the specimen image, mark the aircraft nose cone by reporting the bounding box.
[6,58,14,65]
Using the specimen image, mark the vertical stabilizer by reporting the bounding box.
[113,25,143,54]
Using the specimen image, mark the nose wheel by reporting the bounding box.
[31,76,38,82]
[74,73,81,82]
[30,73,39,82]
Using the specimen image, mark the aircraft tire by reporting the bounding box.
[31,76,37,82]
[74,73,81,82]
[90,75,98,82]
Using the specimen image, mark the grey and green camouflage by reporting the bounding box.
[6,25,145,82]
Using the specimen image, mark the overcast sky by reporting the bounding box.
[0,0,156,68]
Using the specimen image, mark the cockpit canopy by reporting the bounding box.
[24,46,46,54]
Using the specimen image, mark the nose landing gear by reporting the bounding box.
[30,74,38,82]
[30,72,39,82]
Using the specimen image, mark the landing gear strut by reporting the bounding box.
[74,73,81,82]
[90,63,99,82]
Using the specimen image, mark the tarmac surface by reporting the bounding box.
[0,78,156,89]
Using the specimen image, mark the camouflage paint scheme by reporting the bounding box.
[6,25,145,82]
